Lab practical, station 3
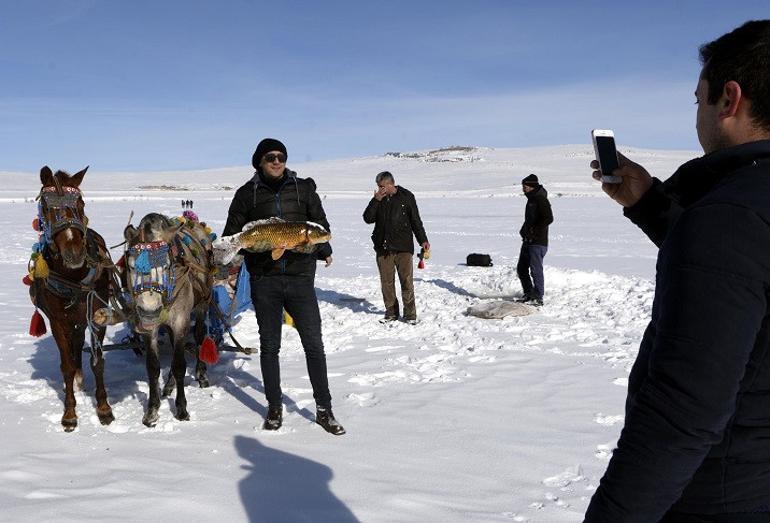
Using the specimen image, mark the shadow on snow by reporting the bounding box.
[236,435,359,522]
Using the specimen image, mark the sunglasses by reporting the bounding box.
[263,153,286,164]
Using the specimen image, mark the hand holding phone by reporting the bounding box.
[591,151,654,207]
[591,129,622,184]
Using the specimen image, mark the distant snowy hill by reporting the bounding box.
[0,144,698,198]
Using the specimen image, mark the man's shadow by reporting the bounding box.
[418,277,477,297]
[235,435,358,522]
[220,355,315,423]
[316,288,379,315]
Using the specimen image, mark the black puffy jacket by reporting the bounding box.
[585,141,770,521]
[222,169,332,277]
[519,185,553,246]
[363,186,428,255]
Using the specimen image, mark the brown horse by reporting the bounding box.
[29,166,117,431]
[123,213,215,427]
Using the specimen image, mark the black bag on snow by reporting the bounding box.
[466,253,493,267]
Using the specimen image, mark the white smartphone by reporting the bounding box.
[591,129,621,184]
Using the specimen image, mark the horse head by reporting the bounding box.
[38,166,89,269]
[124,213,183,331]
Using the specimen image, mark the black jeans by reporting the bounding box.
[250,274,332,409]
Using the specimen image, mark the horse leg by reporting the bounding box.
[142,333,161,427]
[89,323,114,425]
[162,369,176,397]
[72,323,84,392]
[171,328,190,421]
[51,324,78,431]
[193,307,209,388]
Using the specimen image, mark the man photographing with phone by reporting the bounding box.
[585,20,770,521]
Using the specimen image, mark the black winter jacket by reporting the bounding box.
[585,141,770,521]
[519,185,553,246]
[222,169,332,277]
[363,186,428,255]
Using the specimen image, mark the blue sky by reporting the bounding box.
[1,1,767,170]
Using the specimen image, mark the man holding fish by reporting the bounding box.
[220,138,345,435]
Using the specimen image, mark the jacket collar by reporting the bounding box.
[525,185,544,199]
[250,168,298,189]
[670,140,770,206]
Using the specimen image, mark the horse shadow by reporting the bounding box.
[28,325,146,407]
[235,435,359,522]
[316,288,379,315]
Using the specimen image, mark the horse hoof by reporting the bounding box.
[62,417,78,432]
[98,411,115,425]
[143,411,159,427]
[197,378,210,388]
[176,410,190,421]
[161,386,174,398]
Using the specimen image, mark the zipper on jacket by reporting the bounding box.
[275,182,287,274]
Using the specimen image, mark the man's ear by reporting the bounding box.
[719,80,743,119]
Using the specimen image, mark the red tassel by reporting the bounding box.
[417,258,425,269]
[29,309,47,337]
[22,274,33,286]
[116,255,125,269]
[32,217,40,231]
[199,336,219,364]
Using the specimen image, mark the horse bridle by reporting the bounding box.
[37,183,88,248]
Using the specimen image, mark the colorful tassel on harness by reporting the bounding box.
[134,249,151,274]
[29,309,47,337]
[199,336,219,364]
[33,255,50,279]
[22,274,33,286]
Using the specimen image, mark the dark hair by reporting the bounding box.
[375,171,394,184]
[699,20,770,131]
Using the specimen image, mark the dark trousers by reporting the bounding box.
[250,275,331,409]
[516,243,547,299]
[661,511,770,522]
[376,252,416,320]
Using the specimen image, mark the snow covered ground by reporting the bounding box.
[0,145,695,522]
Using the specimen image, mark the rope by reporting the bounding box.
[85,289,112,359]
[208,297,253,354]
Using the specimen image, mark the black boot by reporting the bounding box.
[262,405,283,430]
[316,406,346,435]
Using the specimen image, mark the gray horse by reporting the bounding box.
[123,213,215,427]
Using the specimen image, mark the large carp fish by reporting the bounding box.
[213,217,331,265]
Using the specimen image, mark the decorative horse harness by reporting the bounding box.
[33,183,115,309]
[124,225,212,311]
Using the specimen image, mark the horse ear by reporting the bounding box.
[70,166,89,187]
[124,224,138,243]
[40,166,54,186]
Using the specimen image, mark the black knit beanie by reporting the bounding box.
[252,138,288,170]
[522,174,539,187]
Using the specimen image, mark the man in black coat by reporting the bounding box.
[516,174,553,306]
[585,20,770,521]
[363,171,429,324]
[222,138,344,435]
